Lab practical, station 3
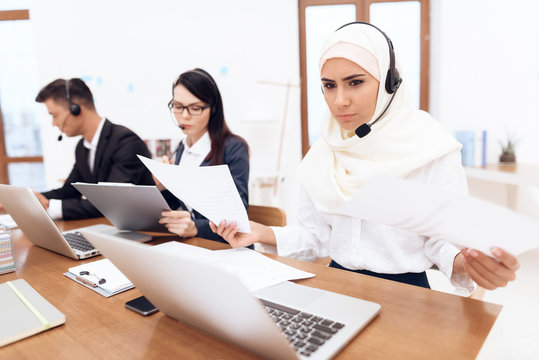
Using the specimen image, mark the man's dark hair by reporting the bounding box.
[35,78,95,110]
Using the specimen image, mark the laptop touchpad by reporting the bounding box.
[254,281,324,308]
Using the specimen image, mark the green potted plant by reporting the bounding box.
[499,138,517,163]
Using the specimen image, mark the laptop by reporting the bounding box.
[0,184,152,260]
[81,229,381,359]
[72,182,171,232]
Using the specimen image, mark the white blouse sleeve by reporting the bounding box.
[271,187,331,262]
[415,150,475,295]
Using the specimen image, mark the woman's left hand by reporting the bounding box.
[455,247,520,290]
[159,210,197,238]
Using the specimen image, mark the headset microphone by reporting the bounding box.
[335,22,402,139]
[178,125,186,130]
[58,79,81,141]
[355,90,398,138]
[57,112,70,141]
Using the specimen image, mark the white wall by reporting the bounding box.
[29,0,302,222]
[430,0,539,219]
[430,0,539,163]
[28,0,539,224]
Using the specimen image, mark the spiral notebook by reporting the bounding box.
[0,279,65,347]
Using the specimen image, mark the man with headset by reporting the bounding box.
[33,78,154,220]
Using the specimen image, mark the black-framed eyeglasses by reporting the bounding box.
[168,100,210,116]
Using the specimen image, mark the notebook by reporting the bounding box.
[0,279,65,347]
[81,229,381,360]
[72,182,171,232]
[0,184,152,260]
[64,258,134,297]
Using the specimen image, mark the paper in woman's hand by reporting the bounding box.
[334,175,539,256]
[138,155,250,233]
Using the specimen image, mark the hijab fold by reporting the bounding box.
[299,23,461,212]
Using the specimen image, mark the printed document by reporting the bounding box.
[154,242,314,292]
[138,155,250,233]
[334,175,539,256]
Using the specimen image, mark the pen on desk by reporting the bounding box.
[76,275,98,288]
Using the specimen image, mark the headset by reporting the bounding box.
[58,79,81,141]
[333,22,402,138]
[191,68,219,113]
[65,79,81,116]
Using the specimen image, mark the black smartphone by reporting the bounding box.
[125,296,159,316]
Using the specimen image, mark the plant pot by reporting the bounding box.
[499,154,516,163]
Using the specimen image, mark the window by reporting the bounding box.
[0,8,46,190]
[298,0,430,155]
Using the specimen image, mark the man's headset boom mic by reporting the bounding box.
[334,22,402,138]
[58,79,81,141]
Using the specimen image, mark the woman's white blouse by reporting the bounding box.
[272,149,475,295]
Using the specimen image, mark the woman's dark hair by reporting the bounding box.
[35,78,95,110]
[171,68,248,165]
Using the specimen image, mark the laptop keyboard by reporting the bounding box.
[260,299,345,358]
[64,232,95,252]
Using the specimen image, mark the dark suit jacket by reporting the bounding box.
[162,135,249,243]
[42,119,154,220]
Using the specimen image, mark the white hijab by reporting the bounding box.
[298,23,461,212]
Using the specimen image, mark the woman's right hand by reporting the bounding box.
[154,155,174,191]
[210,220,262,248]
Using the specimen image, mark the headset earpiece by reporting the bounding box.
[65,79,81,116]
[385,67,402,94]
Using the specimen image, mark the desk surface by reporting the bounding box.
[2,218,501,359]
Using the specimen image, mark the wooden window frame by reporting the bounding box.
[0,9,43,184]
[298,0,430,156]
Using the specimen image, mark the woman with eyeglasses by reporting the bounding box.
[155,68,249,243]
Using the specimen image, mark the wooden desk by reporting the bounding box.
[1,218,501,359]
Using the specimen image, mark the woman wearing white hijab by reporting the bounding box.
[212,22,519,292]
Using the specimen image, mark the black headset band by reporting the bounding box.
[335,21,401,94]
[65,78,81,116]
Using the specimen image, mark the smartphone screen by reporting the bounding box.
[125,296,159,316]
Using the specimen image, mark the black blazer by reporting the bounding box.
[42,119,154,220]
[162,135,249,243]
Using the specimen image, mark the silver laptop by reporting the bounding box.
[72,182,171,232]
[0,184,151,260]
[81,229,381,359]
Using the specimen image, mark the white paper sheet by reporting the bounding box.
[138,155,250,233]
[334,175,539,256]
[154,242,314,292]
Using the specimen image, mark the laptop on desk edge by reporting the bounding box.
[81,229,381,360]
[0,184,151,260]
